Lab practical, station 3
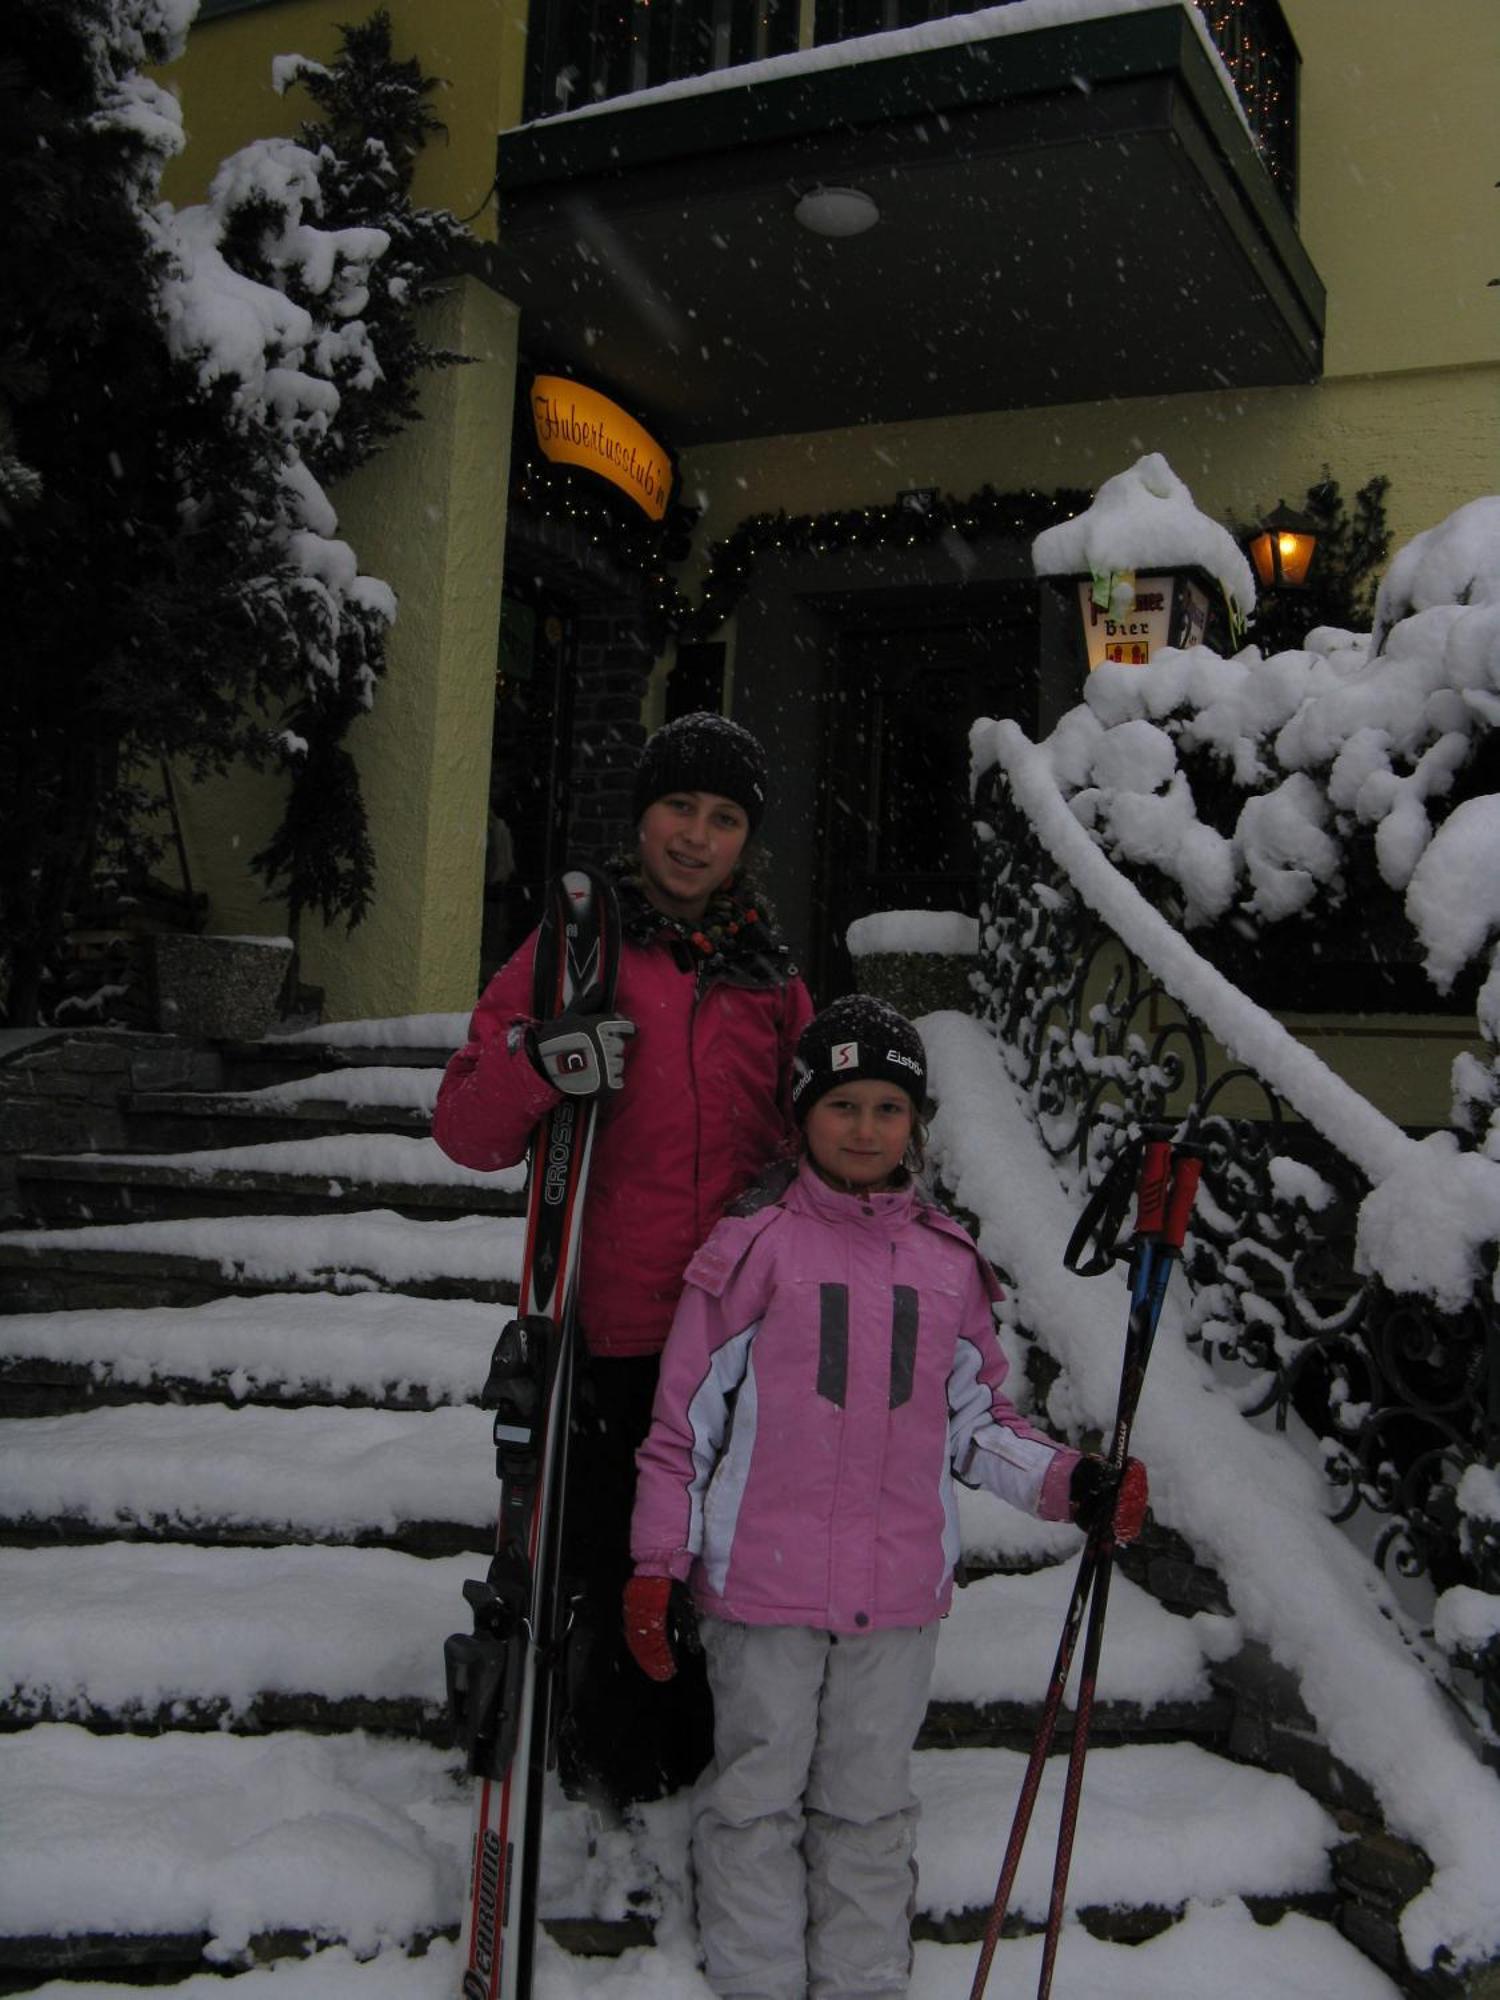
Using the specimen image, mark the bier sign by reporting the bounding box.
[1075,571,1212,670]
[530,375,672,522]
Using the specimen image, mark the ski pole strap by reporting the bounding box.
[1162,1147,1204,1251]
[1063,1140,1138,1277]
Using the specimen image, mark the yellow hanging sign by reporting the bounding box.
[530,375,673,523]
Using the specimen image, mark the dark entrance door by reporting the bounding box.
[814,594,1038,998]
[481,583,576,985]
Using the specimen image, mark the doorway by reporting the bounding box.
[481,583,576,985]
[814,593,1038,998]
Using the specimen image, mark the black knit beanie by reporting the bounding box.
[632,711,768,834]
[791,995,928,1122]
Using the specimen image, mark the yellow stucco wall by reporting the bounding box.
[677,365,1500,591]
[1285,0,1498,381]
[161,0,524,233]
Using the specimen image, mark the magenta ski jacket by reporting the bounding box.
[433,923,812,1358]
[631,1160,1082,1633]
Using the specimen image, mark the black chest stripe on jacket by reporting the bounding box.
[814,1281,919,1409]
[889,1286,918,1410]
[817,1283,849,1406]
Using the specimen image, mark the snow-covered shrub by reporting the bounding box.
[1036,485,1500,1018]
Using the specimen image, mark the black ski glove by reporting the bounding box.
[528,1008,635,1096]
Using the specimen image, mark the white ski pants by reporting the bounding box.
[692,1617,940,2000]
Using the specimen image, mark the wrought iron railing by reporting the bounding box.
[521,0,1300,208]
[970,752,1500,1739]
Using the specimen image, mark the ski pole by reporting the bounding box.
[967,1131,1173,2000]
[1031,1140,1202,2000]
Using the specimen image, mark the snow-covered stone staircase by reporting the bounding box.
[0,1026,1424,1997]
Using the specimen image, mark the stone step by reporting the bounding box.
[919,1565,1238,1752]
[116,1064,448,1154]
[0,1730,1351,1988]
[0,1543,1235,1756]
[908,1740,1345,1943]
[0,1207,524,1314]
[0,1725,469,1982]
[0,1542,472,1742]
[213,1040,458,1093]
[0,1291,500,1415]
[120,1096,433,1151]
[12,1143,523,1228]
[0,1403,497,1555]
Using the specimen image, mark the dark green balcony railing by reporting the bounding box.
[520,0,1299,211]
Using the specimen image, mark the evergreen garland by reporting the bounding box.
[511,457,1090,645]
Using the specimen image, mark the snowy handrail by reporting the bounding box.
[970,717,1500,1741]
[985,718,1414,1186]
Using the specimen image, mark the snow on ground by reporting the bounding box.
[269,1014,469,1049]
[4,1208,525,1288]
[846,909,979,956]
[913,1740,1336,1922]
[0,1292,498,1404]
[0,1543,1226,1735]
[0,1727,467,1960]
[932,1565,1236,1710]
[230,1066,444,1111]
[1,1724,1345,1967]
[22,1903,1406,1998]
[1,1545,476,1720]
[0,1403,497,1538]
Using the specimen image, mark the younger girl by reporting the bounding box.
[625,994,1146,2000]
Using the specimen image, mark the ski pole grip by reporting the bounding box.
[1132,1137,1173,1239]
[1162,1149,1204,1250]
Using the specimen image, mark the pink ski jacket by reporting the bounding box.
[631,1161,1082,1633]
[433,925,812,1358]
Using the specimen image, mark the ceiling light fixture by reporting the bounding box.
[793,186,880,238]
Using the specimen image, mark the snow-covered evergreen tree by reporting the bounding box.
[0,2,470,1024]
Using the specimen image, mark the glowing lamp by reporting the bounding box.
[1248,502,1320,591]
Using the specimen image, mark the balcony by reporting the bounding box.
[492,0,1323,445]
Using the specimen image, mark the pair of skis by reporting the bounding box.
[970,1128,1203,2000]
[445,867,621,2000]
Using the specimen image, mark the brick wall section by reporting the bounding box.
[567,603,652,865]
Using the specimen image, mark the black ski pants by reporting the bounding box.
[559,1348,715,1807]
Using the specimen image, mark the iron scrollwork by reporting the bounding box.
[971,764,1500,1737]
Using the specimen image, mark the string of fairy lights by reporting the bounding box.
[510,456,1089,643]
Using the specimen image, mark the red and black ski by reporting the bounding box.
[445,865,622,2000]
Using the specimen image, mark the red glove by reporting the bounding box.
[623,1574,677,1682]
[1069,1455,1149,1545]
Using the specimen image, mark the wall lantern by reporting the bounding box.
[1247,502,1321,592]
[1068,566,1233,672]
